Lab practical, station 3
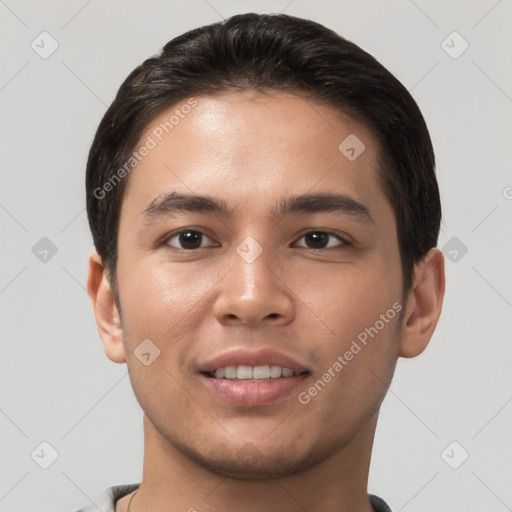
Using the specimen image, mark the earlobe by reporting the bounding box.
[87,252,127,364]
[398,248,446,358]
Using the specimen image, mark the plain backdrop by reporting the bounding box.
[1,1,511,511]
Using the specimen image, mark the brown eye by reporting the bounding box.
[294,231,349,249]
[165,230,216,250]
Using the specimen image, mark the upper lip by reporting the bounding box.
[198,348,309,374]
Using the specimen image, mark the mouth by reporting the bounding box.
[205,364,307,381]
[198,349,310,407]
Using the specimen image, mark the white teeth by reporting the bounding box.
[210,365,297,380]
[236,365,253,379]
[270,365,282,378]
[253,365,270,379]
[224,366,237,379]
[282,368,294,377]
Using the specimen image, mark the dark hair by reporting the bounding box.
[86,12,441,297]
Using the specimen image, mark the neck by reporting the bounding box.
[129,413,378,512]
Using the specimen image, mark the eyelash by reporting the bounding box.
[162,228,352,251]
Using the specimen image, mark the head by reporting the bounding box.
[86,13,444,479]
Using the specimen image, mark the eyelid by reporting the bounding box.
[161,227,353,251]
[293,230,353,248]
[162,228,218,249]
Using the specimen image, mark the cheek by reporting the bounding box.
[297,289,401,424]
[292,258,403,406]
[116,254,217,335]
[293,256,401,340]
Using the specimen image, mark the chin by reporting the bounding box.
[172,436,328,480]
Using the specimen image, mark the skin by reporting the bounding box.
[87,90,445,512]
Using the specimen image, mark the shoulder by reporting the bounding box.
[369,494,393,512]
[72,483,140,512]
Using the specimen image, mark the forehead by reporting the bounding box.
[121,90,390,220]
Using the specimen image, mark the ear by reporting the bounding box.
[398,247,445,358]
[87,252,126,364]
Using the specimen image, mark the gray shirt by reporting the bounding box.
[74,484,393,511]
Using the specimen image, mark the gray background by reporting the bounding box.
[1,0,511,511]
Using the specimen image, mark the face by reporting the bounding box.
[114,90,404,478]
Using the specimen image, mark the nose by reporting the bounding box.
[213,240,295,328]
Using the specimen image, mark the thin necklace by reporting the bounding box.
[127,490,138,512]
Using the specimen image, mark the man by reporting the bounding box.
[80,12,445,512]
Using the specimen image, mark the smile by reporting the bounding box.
[207,364,302,380]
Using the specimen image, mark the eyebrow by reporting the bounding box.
[142,191,374,225]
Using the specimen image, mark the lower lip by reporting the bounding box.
[201,373,308,407]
